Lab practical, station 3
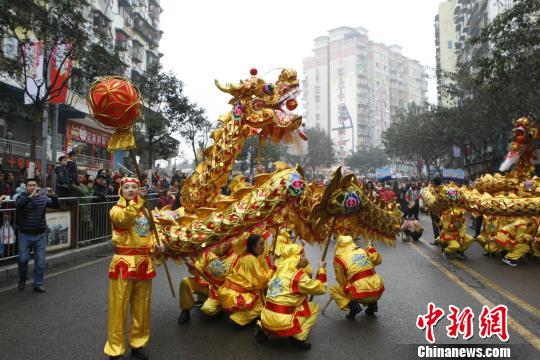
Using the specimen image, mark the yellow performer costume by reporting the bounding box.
[178,243,239,323]
[532,227,540,261]
[330,235,384,319]
[257,244,326,349]
[217,243,273,326]
[104,178,158,359]
[438,208,474,259]
[477,216,513,255]
[495,217,538,266]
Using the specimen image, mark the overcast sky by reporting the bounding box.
[158,0,442,161]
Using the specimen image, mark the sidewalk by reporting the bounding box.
[0,241,113,283]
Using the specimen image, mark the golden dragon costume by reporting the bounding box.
[422,115,540,265]
[154,69,402,259]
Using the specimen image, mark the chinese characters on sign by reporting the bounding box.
[416,303,509,343]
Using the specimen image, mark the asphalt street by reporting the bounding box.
[1,213,539,360]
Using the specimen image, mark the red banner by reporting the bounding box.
[49,43,72,104]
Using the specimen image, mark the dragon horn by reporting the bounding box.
[214,79,241,94]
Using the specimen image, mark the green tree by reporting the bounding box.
[0,0,123,162]
[383,104,448,179]
[136,64,191,167]
[345,146,389,176]
[178,105,212,165]
[303,127,336,178]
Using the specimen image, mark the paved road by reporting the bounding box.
[1,214,539,360]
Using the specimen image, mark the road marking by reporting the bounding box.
[450,259,540,320]
[419,236,540,321]
[409,242,540,351]
[0,256,111,294]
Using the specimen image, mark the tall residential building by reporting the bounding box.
[303,26,428,159]
[0,0,164,174]
[435,0,458,106]
[454,0,513,64]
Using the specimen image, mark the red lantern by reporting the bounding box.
[87,76,142,129]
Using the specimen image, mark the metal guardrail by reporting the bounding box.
[0,193,161,263]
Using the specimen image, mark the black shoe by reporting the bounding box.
[33,286,46,293]
[254,324,269,343]
[455,251,466,260]
[482,252,490,257]
[178,310,190,325]
[501,257,518,267]
[534,256,540,264]
[109,356,123,360]
[289,336,311,350]
[429,242,438,246]
[18,280,26,290]
[130,347,148,360]
[365,302,378,316]
[345,301,362,320]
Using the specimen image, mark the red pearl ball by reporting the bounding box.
[286,98,298,111]
[250,68,258,76]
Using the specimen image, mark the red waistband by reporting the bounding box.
[265,301,296,314]
[115,247,150,256]
[224,279,247,293]
[349,269,375,283]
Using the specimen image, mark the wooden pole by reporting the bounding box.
[129,149,176,298]
[309,217,337,301]
[321,297,333,315]
[270,225,281,255]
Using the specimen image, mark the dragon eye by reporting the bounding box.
[263,83,274,95]
[252,98,266,111]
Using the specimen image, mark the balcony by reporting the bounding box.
[131,46,144,63]
[133,12,161,48]
[0,138,63,160]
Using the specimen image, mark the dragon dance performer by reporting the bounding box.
[218,233,274,326]
[330,235,384,319]
[476,215,513,256]
[104,177,163,360]
[495,217,539,267]
[438,208,474,260]
[532,229,540,262]
[178,240,239,324]
[256,243,327,350]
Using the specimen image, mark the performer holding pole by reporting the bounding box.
[87,76,176,359]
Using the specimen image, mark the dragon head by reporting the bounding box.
[215,68,304,143]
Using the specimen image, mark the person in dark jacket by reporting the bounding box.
[15,178,59,292]
[66,151,87,197]
[54,156,70,198]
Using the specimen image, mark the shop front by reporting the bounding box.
[65,120,114,174]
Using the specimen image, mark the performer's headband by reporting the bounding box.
[120,177,140,187]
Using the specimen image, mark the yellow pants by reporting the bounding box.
[230,298,264,326]
[179,277,208,311]
[505,243,531,261]
[293,302,319,341]
[179,277,222,315]
[444,237,474,254]
[104,278,152,357]
[330,284,381,310]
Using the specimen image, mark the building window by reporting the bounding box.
[314,85,320,95]
[447,41,453,49]
[316,114,320,122]
[315,95,320,103]
[337,67,344,76]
